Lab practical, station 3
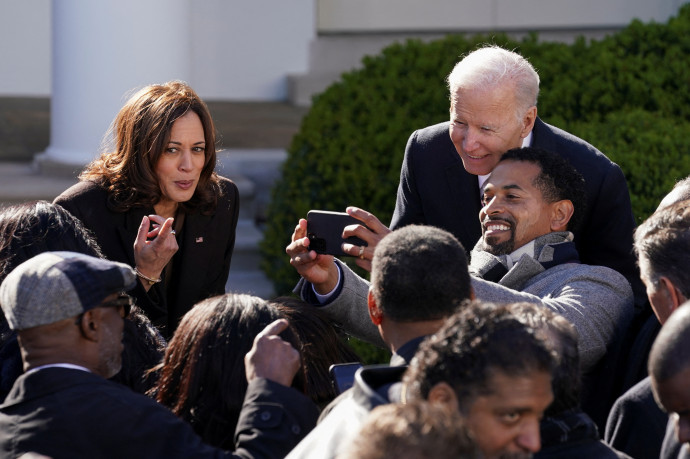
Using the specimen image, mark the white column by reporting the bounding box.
[40,0,192,168]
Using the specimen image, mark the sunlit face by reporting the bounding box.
[154,111,206,216]
[638,255,675,325]
[465,370,553,459]
[653,366,690,447]
[449,84,534,176]
[480,161,557,255]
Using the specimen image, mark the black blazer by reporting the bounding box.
[390,118,645,309]
[54,176,239,334]
[0,367,318,458]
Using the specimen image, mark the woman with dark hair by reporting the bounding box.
[54,81,239,336]
[271,296,361,408]
[0,201,167,398]
[152,293,303,450]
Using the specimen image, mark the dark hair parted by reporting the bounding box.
[80,81,221,214]
[498,147,587,234]
[402,301,556,410]
[371,225,471,322]
[634,200,690,300]
[509,302,580,415]
[271,296,361,408]
[151,293,304,449]
[0,201,103,284]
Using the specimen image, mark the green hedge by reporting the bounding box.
[261,6,690,316]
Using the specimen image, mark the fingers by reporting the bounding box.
[135,216,150,247]
[256,318,290,340]
[290,218,308,242]
[346,207,390,234]
[245,318,301,386]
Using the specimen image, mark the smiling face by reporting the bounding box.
[480,160,560,255]
[464,369,553,459]
[449,84,536,176]
[154,111,207,217]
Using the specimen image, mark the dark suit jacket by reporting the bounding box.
[390,118,645,310]
[0,367,318,458]
[54,176,239,335]
[605,376,667,459]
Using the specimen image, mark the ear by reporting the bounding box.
[427,382,460,412]
[78,309,101,342]
[660,277,686,311]
[550,200,574,232]
[520,106,537,137]
[368,290,383,326]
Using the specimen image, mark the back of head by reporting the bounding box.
[271,296,360,408]
[0,201,103,285]
[649,301,690,386]
[658,176,690,210]
[343,401,480,459]
[447,45,540,118]
[154,293,291,449]
[81,80,219,213]
[634,199,690,300]
[370,225,470,322]
[499,147,587,233]
[403,300,555,410]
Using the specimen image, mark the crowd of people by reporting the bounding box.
[0,45,688,459]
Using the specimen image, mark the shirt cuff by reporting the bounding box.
[312,262,343,303]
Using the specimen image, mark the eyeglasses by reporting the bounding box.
[74,293,133,325]
[100,294,133,319]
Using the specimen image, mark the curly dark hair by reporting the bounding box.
[80,81,221,214]
[499,147,587,234]
[402,300,556,410]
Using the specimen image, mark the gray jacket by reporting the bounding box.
[296,232,633,371]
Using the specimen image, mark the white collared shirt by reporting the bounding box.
[25,363,91,376]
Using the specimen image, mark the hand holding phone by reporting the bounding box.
[307,210,369,257]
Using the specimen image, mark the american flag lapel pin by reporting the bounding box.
[196,236,204,243]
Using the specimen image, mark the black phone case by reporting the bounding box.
[307,210,367,257]
[329,362,362,393]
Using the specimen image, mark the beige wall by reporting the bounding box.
[317,0,687,32]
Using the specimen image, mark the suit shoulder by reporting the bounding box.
[217,175,239,198]
[54,180,106,205]
[536,120,616,165]
[411,121,451,143]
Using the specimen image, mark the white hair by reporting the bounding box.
[447,45,540,119]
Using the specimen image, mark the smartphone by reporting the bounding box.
[306,210,368,257]
[329,362,363,393]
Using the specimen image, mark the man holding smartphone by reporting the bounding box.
[288,148,634,431]
[290,45,644,315]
